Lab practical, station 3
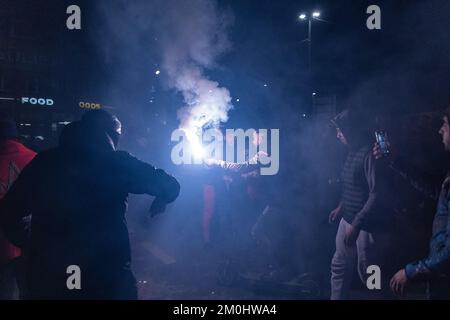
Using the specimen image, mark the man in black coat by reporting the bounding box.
[0,110,180,299]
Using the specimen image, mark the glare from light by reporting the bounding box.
[155,70,161,75]
[312,12,320,18]
[312,92,317,96]
[183,128,205,161]
[299,14,307,20]
[190,139,205,160]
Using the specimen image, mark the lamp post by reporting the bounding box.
[299,11,323,112]
[298,11,321,74]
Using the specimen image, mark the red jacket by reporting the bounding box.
[0,140,36,266]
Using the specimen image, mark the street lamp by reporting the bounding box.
[298,10,323,112]
[298,10,322,73]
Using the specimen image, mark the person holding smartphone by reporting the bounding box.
[329,108,393,299]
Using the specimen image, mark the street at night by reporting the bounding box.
[0,0,449,307]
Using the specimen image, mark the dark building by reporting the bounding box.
[0,1,81,150]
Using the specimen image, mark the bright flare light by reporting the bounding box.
[299,14,307,20]
[190,138,205,160]
[179,98,230,163]
[312,12,320,18]
[182,127,205,161]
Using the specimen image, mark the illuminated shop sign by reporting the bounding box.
[21,97,54,106]
[79,102,101,109]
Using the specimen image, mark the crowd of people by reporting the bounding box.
[0,106,450,300]
[329,107,450,299]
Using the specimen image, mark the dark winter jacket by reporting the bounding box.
[0,121,180,298]
[389,158,450,281]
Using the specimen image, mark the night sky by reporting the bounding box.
[88,0,450,118]
[17,0,450,134]
[219,0,450,115]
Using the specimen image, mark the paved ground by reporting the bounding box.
[126,200,428,301]
[131,238,428,300]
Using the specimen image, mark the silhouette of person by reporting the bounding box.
[0,110,180,299]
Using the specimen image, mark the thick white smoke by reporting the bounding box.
[174,66,232,148]
[157,0,234,146]
[97,0,234,145]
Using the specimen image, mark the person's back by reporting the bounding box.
[0,110,180,299]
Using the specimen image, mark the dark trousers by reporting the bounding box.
[26,266,138,300]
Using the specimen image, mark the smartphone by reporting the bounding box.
[375,131,390,155]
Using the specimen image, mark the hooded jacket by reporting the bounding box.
[331,109,388,231]
[0,120,180,297]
